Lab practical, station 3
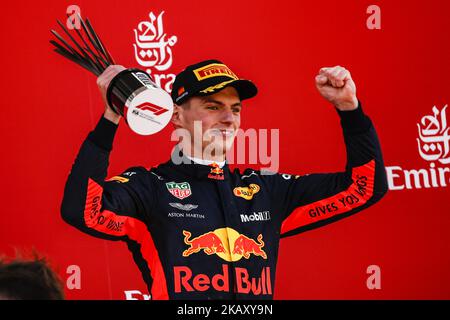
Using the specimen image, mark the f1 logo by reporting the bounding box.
[136,102,168,116]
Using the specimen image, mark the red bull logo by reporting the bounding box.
[177,228,271,295]
[182,228,267,262]
[173,264,272,295]
[233,234,267,259]
[183,230,227,257]
[207,163,224,180]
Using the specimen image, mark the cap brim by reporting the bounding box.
[198,79,258,101]
[227,79,258,101]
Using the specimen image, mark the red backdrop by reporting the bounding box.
[1,0,449,299]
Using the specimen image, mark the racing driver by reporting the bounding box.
[61,59,388,299]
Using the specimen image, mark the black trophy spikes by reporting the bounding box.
[50,14,115,76]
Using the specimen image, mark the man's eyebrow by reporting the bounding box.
[201,98,242,107]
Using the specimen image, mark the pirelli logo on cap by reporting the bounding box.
[193,63,238,81]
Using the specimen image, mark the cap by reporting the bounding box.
[171,59,258,105]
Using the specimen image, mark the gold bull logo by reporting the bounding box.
[182,228,267,262]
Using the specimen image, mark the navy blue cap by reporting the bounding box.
[171,59,258,105]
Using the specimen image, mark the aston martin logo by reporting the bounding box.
[169,203,198,211]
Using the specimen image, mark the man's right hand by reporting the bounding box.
[97,65,126,124]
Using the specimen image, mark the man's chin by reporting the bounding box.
[202,140,233,159]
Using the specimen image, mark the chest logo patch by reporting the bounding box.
[107,176,129,183]
[182,228,267,261]
[169,203,198,211]
[233,183,260,200]
[166,181,192,200]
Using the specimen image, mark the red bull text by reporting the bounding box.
[177,228,272,295]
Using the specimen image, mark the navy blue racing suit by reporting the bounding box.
[60,102,388,299]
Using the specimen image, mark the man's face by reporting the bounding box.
[172,86,242,159]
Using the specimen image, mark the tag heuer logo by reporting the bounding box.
[166,182,192,200]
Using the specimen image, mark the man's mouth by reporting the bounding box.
[209,129,235,138]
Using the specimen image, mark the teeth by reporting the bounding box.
[211,129,234,137]
[220,130,233,137]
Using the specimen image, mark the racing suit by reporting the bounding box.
[61,102,388,300]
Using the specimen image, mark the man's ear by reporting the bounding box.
[171,104,182,128]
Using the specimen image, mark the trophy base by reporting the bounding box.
[107,68,173,135]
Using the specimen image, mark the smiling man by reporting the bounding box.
[61,59,388,300]
[170,87,243,164]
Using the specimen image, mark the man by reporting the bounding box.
[61,59,388,300]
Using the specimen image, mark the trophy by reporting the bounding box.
[50,14,173,135]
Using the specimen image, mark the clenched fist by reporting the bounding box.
[315,66,358,111]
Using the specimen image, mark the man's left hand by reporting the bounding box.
[315,66,358,111]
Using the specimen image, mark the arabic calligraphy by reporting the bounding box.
[417,105,450,164]
[133,11,177,72]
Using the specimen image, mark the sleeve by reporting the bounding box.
[271,101,388,238]
[60,116,154,241]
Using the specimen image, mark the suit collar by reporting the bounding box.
[159,146,229,181]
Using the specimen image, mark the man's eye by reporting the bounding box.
[232,108,241,113]
[207,106,219,110]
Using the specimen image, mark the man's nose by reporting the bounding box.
[220,108,234,123]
